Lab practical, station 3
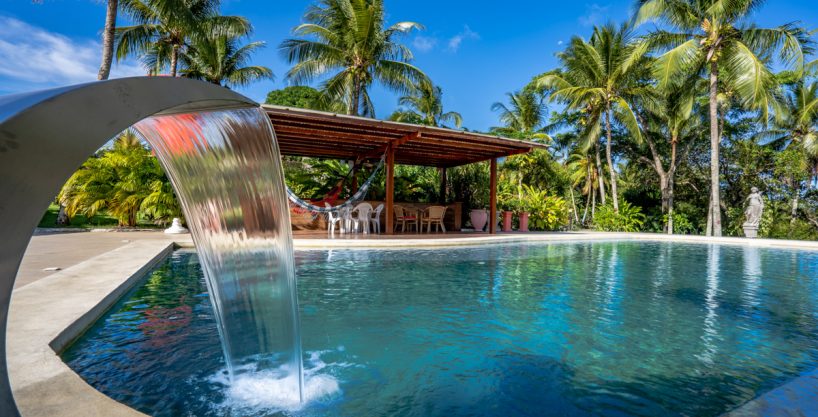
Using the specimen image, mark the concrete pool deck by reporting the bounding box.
[9,230,818,416]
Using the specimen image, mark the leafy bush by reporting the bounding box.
[593,201,646,232]
[59,132,181,227]
[665,211,696,234]
[521,185,568,231]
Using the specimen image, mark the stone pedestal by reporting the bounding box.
[164,218,189,234]
[743,224,758,238]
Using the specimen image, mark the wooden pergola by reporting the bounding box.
[263,105,549,234]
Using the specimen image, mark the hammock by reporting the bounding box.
[286,155,385,214]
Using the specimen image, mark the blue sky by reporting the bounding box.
[0,0,816,131]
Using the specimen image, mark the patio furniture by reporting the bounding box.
[352,203,374,234]
[325,203,343,235]
[340,206,353,233]
[421,206,448,233]
[371,204,384,234]
[394,205,418,233]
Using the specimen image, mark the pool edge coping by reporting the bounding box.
[10,231,818,416]
[8,239,175,417]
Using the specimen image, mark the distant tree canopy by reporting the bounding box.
[265,86,322,109]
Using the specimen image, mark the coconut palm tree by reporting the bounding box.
[535,23,648,213]
[389,83,462,128]
[756,75,818,218]
[115,0,250,76]
[181,30,273,88]
[760,78,818,158]
[567,149,603,224]
[98,0,121,80]
[280,0,430,117]
[490,89,552,141]
[633,0,811,236]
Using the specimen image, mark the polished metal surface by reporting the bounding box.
[0,77,256,416]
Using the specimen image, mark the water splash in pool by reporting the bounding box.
[133,108,303,401]
[209,351,343,414]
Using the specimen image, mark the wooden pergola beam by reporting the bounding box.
[361,131,420,160]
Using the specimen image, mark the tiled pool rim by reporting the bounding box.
[9,232,818,417]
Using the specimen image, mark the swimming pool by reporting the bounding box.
[61,241,818,416]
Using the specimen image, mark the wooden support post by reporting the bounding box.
[489,158,498,234]
[439,167,447,204]
[385,144,395,234]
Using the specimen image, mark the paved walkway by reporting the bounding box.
[15,231,180,289]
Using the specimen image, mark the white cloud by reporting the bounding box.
[579,3,610,27]
[0,16,143,91]
[558,40,564,45]
[447,25,480,52]
[412,35,438,53]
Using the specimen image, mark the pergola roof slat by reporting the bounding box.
[264,105,547,167]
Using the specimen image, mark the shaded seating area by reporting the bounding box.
[266,105,548,235]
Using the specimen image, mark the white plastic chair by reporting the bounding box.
[352,203,374,234]
[371,204,384,234]
[325,203,342,235]
[339,206,353,234]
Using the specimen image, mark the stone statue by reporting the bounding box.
[742,187,764,238]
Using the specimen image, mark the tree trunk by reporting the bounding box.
[708,60,722,236]
[582,188,591,225]
[595,141,606,205]
[668,176,675,235]
[97,0,118,80]
[659,173,669,214]
[605,104,619,212]
[667,137,678,235]
[349,75,361,116]
[591,187,597,222]
[170,44,179,77]
[569,186,579,223]
[791,189,800,223]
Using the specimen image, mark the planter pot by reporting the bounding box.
[519,212,530,232]
[502,211,513,232]
[469,209,488,232]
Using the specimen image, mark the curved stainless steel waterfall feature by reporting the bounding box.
[0,77,302,416]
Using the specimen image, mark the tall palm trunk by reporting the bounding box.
[170,45,180,77]
[349,74,362,116]
[667,137,678,235]
[582,163,592,225]
[591,187,597,221]
[569,186,579,223]
[595,141,606,205]
[605,103,619,212]
[708,60,722,236]
[582,188,591,225]
[98,0,118,80]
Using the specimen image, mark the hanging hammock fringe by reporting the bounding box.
[286,155,386,214]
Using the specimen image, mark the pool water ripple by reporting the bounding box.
[62,241,818,416]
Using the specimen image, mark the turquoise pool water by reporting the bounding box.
[62,241,818,416]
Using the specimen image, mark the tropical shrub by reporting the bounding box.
[593,201,646,232]
[521,185,568,231]
[59,133,181,227]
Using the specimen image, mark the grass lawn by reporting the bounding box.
[37,204,163,229]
